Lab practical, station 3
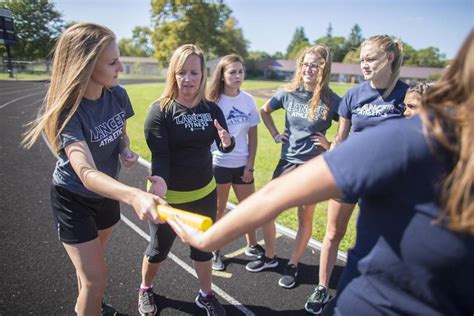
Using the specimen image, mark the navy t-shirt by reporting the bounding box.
[324,116,474,315]
[52,86,134,198]
[269,86,341,163]
[338,80,408,134]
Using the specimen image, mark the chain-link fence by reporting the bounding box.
[0,57,50,76]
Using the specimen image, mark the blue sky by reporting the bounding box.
[54,0,473,59]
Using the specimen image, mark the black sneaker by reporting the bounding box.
[101,302,127,316]
[245,255,278,272]
[212,250,225,271]
[138,288,157,316]
[278,264,298,288]
[195,290,226,316]
[305,285,329,314]
[244,244,265,257]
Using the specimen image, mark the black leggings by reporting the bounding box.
[145,189,217,263]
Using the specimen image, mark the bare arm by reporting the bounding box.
[168,155,343,251]
[65,141,163,223]
[119,123,139,167]
[260,100,278,137]
[332,116,352,148]
[119,123,131,151]
[260,100,288,143]
[310,132,331,151]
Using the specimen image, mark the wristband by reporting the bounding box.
[273,134,279,141]
[247,167,254,172]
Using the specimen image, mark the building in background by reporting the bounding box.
[120,56,163,77]
[253,58,445,83]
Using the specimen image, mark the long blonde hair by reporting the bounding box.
[421,30,474,234]
[361,35,404,99]
[22,23,116,152]
[159,44,207,111]
[283,45,333,120]
[207,54,244,102]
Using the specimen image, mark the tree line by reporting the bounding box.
[285,23,447,68]
[0,0,447,70]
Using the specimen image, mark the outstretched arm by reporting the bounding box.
[66,141,164,223]
[168,155,342,251]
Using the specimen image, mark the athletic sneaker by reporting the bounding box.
[278,264,298,288]
[195,290,226,316]
[244,244,265,257]
[138,287,157,316]
[245,255,278,272]
[212,250,225,271]
[305,285,329,315]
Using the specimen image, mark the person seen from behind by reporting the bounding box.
[307,35,408,314]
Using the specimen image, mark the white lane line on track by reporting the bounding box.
[0,91,45,109]
[5,99,43,120]
[120,216,255,316]
[20,98,43,109]
[0,85,45,96]
[212,270,233,278]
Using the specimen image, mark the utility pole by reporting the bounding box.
[0,8,16,78]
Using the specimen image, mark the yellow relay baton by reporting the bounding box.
[156,205,213,232]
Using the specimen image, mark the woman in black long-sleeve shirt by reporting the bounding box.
[138,44,233,316]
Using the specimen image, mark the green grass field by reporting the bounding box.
[124,79,358,252]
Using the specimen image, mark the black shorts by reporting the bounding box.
[145,189,217,263]
[213,165,254,184]
[50,185,121,244]
[272,159,302,179]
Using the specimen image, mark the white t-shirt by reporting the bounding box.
[212,91,260,168]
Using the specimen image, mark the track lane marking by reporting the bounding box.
[0,85,45,96]
[0,91,45,109]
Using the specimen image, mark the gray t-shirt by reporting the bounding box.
[52,86,134,198]
[269,86,341,163]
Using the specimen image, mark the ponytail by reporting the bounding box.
[362,35,404,98]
